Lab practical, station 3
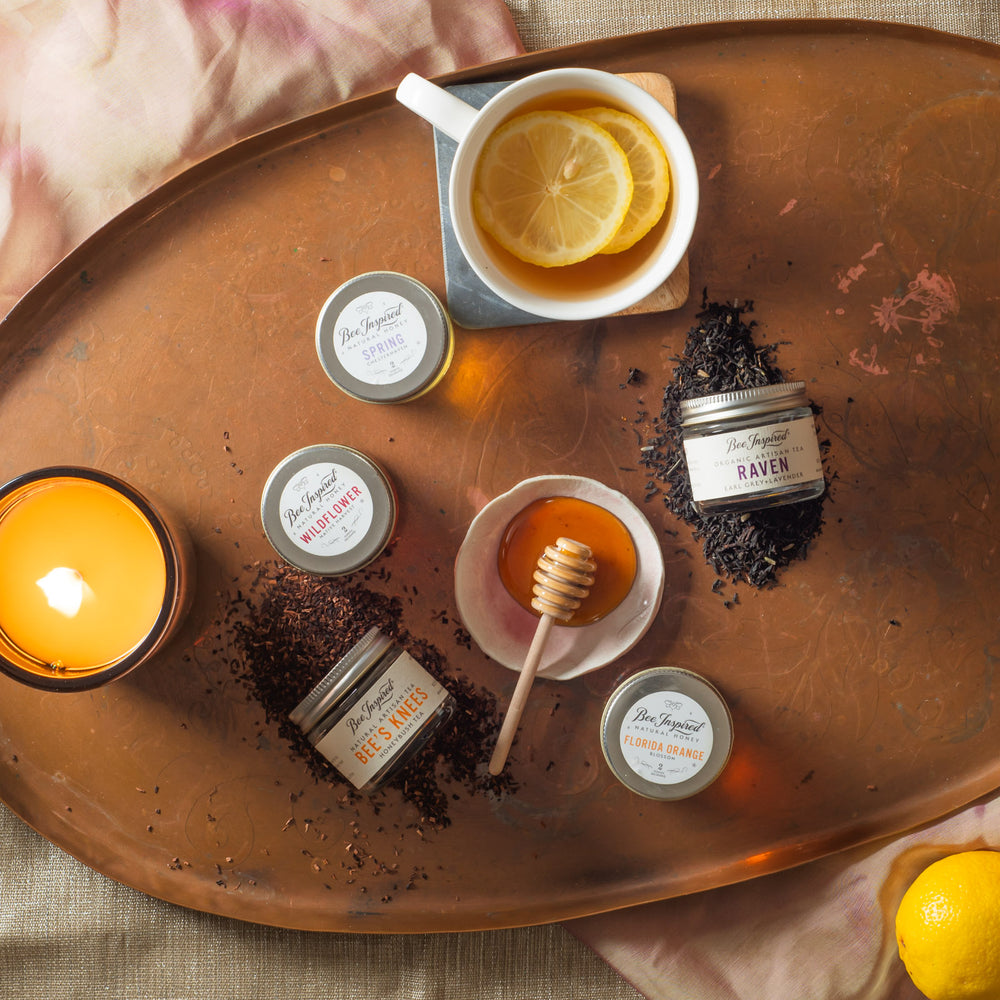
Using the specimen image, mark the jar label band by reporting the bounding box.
[278,462,375,557]
[313,651,450,789]
[619,690,714,785]
[332,290,428,386]
[682,415,823,502]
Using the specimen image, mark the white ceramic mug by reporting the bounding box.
[396,67,698,322]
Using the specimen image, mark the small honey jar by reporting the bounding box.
[315,272,454,403]
[601,667,733,800]
[260,444,397,576]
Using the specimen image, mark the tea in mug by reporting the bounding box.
[471,89,673,303]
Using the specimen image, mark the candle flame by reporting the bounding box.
[36,567,93,618]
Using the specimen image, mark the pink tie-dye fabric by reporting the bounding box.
[570,793,1000,999]
[0,0,523,315]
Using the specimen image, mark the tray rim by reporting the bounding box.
[1,16,999,933]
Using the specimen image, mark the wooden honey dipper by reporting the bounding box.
[489,537,596,776]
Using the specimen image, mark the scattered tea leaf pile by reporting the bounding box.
[226,562,512,829]
[638,298,830,588]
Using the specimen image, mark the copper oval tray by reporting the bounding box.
[1,20,999,932]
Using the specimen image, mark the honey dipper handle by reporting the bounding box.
[488,613,556,776]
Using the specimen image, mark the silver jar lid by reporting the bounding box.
[260,445,396,576]
[289,626,392,735]
[679,381,808,426]
[315,272,453,403]
[601,667,733,800]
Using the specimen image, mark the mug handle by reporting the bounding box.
[395,73,479,143]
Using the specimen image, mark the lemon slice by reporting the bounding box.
[575,107,670,254]
[472,110,634,268]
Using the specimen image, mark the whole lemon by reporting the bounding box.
[895,850,1000,1000]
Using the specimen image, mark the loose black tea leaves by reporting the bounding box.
[639,297,830,588]
[226,562,513,829]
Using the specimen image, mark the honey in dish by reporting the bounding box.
[497,495,637,626]
[474,89,671,301]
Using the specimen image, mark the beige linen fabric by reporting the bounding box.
[506,0,1000,50]
[0,802,641,999]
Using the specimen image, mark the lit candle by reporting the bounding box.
[0,468,192,689]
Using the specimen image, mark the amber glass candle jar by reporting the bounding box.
[0,467,194,690]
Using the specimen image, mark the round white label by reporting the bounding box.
[333,290,427,386]
[619,691,714,785]
[278,462,374,557]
